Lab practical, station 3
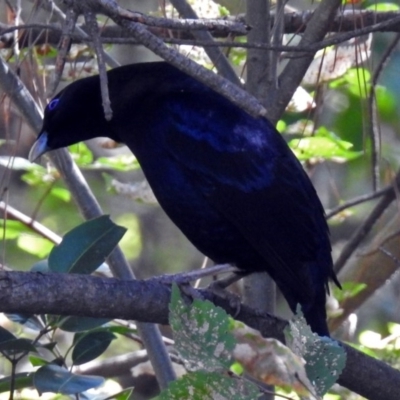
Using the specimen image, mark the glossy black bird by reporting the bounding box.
[29,62,339,336]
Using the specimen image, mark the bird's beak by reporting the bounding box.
[29,132,50,162]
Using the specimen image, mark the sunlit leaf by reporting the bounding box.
[102,387,134,400]
[50,187,71,202]
[114,213,142,260]
[17,235,53,258]
[359,330,383,349]
[332,281,367,302]
[91,155,140,171]
[290,136,361,162]
[0,220,30,239]
[344,68,371,98]
[29,355,49,367]
[69,143,93,165]
[287,86,315,112]
[366,3,399,11]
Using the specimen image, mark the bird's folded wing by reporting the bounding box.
[165,106,330,298]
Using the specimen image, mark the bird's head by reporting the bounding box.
[29,75,107,162]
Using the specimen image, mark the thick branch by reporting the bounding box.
[0,270,399,400]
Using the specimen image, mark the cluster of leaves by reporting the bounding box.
[0,216,134,398]
[0,143,142,266]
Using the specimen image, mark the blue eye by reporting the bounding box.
[48,98,59,111]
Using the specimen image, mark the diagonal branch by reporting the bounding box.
[267,0,342,123]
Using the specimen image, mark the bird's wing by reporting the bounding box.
[164,96,331,298]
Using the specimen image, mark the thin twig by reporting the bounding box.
[368,32,400,191]
[0,201,61,244]
[51,8,78,97]
[326,185,392,219]
[31,0,119,69]
[334,169,400,273]
[84,12,112,120]
[4,19,400,53]
[112,18,267,118]
[268,0,342,123]
[169,0,240,85]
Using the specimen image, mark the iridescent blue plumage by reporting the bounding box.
[29,62,339,336]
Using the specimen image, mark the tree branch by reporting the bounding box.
[169,0,240,85]
[3,10,400,49]
[0,270,399,400]
[268,0,342,123]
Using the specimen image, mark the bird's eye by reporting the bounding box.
[48,98,59,111]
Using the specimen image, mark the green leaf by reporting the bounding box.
[332,281,367,302]
[289,128,362,162]
[0,338,37,356]
[0,373,34,393]
[366,3,399,11]
[169,284,235,372]
[48,215,126,273]
[0,326,16,342]
[102,387,134,400]
[159,371,259,400]
[114,213,142,260]
[5,314,43,331]
[0,220,30,239]
[68,143,93,165]
[375,85,396,120]
[92,155,140,171]
[72,331,116,365]
[34,364,104,395]
[21,164,54,186]
[285,309,346,396]
[55,316,110,332]
[29,355,49,367]
[344,68,371,98]
[50,187,71,202]
[17,235,53,258]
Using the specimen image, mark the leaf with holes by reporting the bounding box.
[159,371,259,400]
[285,309,346,396]
[169,284,235,372]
